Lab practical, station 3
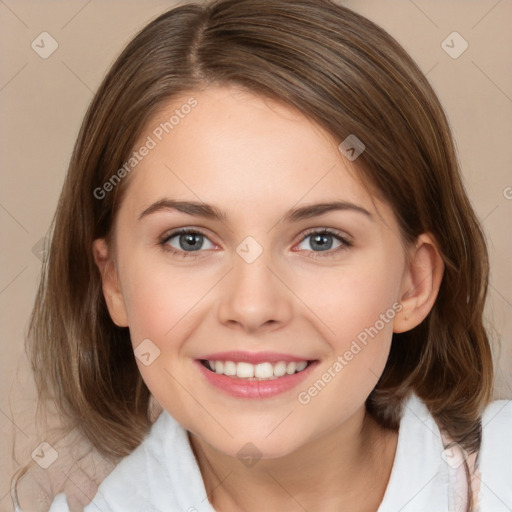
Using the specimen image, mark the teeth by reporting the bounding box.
[236,362,254,378]
[205,360,310,379]
[273,361,287,377]
[223,360,237,376]
[255,362,274,379]
[296,361,308,372]
[286,362,296,374]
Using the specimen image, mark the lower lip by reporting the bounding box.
[195,360,317,399]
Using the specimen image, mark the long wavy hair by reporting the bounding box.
[25,0,493,508]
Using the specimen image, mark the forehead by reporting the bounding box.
[118,86,381,222]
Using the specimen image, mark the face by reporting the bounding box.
[94,86,422,460]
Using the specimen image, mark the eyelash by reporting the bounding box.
[159,228,353,260]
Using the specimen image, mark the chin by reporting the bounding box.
[208,431,305,462]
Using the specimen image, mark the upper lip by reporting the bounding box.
[197,351,315,364]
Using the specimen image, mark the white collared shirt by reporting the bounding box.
[44,393,512,512]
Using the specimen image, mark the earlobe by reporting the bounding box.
[393,233,444,333]
[92,238,129,327]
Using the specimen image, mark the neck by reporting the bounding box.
[189,407,398,512]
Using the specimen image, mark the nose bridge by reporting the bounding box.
[231,236,279,307]
[216,235,293,331]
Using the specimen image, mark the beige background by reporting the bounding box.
[1,0,511,510]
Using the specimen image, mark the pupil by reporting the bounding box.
[180,233,202,251]
[312,234,332,251]
[177,233,333,252]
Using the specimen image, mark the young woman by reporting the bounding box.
[14,0,511,510]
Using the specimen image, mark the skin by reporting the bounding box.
[93,86,444,511]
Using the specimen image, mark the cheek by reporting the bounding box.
[117,257,211,418]
[293,250,403,406]
[119,253,213,346]
[297,253,403,348]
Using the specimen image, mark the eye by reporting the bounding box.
[160,228,216,258]
[159,227,352,260]
[296,229,352,257]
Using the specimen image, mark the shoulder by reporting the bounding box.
[481,397,512,458]
[481,397,512,430]
[478,398,512,510]
[49,410,213,512]
[377,393,512,512]
[49,411,183,512]
[48,494,69,512]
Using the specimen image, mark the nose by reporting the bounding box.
[216,245,294,334]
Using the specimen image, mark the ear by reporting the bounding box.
[92,238,129,327]
[393,233,444,333]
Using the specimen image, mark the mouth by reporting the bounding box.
[195,352,319,399]
[199,359,313,380]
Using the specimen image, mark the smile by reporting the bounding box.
[195,351,318,399]
[201,359,310,380]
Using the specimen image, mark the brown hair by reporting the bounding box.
[27,0,493,507]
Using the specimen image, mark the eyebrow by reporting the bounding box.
[138,199,373,223]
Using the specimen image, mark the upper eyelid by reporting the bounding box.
[161,227,351,249]
[301,227,351,240]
